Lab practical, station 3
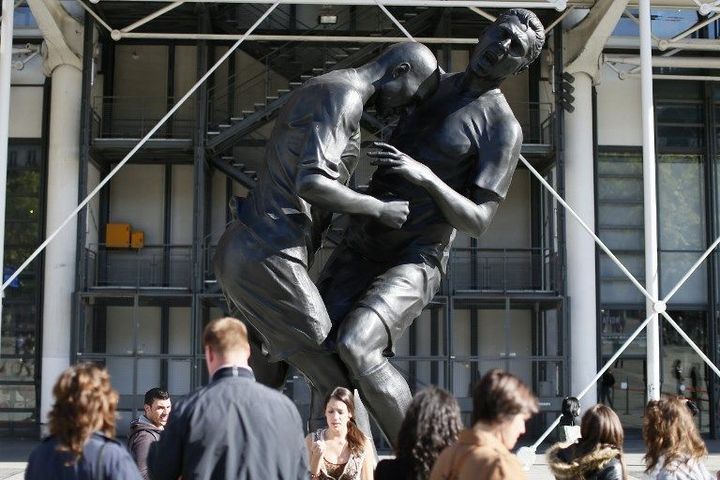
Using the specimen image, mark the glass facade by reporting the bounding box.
[0,142,45,434]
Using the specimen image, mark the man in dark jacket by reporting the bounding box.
[148,317,308,480]
[128,387,171,479]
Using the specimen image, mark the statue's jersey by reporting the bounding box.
[345,72,522,272]
[239,70,363,267]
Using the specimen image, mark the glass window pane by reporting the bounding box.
[658,154,705,250]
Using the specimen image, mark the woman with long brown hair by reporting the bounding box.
[547,404,627,480]
[25,363,141,480]
[306,387,374,480]
[643,396,714,479]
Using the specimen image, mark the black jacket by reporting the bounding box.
[148,366,309,480]
[547,443,624,480]
[25,432,142,480]
[127,416,162,480]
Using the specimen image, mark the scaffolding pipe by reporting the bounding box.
[0,0,13,356]
[629,73,720,82]
[639,0,661,403]
[670,12,719,41]
[605,54,720,69]
[0,2,281,293]
[606,36,720,51]
[92,0,566,7]
[117,32,480,43]
[375,1,415,40]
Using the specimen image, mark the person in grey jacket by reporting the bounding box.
[127,388,171,479]
[25,363,141,480]
[148,317,308,480]
[643,397,715,480]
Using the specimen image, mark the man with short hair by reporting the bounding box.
[317,9,546,443]
[148,317,308,480]
[128,388,171,480]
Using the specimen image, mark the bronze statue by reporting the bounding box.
[214,42,439,429]
[317,9,546,443]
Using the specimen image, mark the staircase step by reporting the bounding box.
[254,103,266,110]
[230,117,244,122]
[221,156,235,162]
[289,81,303,89]
[311,68,324,75]
[276,88,291,95]
[232,163,246,170]
[300,75,312,82]
[265,96,279,102]
[334,53,349,60]
[325,61,337,68]
[219,123,231,129]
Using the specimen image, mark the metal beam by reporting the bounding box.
[605,53,720,69]
[607,36,720,51]
[93,0,567,7]
[0,0,13,356]
[118,32,480,43]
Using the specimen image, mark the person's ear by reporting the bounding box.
[393,62,411,78]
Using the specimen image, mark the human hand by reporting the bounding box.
[310,440,326,475]
[368,142,434,186]
[377,200,409,228]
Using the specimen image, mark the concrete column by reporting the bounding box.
[40,63,82,423]
[564,72,597,401]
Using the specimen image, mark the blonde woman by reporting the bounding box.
[307,387,375,480]
[643,396,714,480]
[26,363,141,479]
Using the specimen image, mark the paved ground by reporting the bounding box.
[3,437,720,479]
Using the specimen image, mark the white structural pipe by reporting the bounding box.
[563,72,599,404]
[40,64,82,422]
[118,32,482,43]
[605,54,720,69]
[92,0,567,7]
[607,36,720,52]
[0,0,14,357]
[640,0,661,403]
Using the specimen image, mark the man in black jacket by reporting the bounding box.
[128,387,171,479]
[148,317,308,480]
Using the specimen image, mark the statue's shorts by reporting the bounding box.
[214,221,331,362]
[317,245,442,356]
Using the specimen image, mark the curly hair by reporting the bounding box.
[643,396,707,472]
[48,363,119,463]
[493,8,546,67]
[325,387,366,456]
[396,386,462,479]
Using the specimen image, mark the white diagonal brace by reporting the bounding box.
[518,154,655,303]
[662,311,720,379]
[76,0,113,33]
[374,0,415,41]
[121,1,184,33]
[0,2,281,292]
[467,6,496,22]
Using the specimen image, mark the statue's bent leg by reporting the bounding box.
[336,307,411,448]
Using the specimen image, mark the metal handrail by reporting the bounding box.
[92,96,195,139]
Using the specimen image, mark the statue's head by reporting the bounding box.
[468,9,545,83]
[371,42,440,115]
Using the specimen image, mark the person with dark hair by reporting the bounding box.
[317,8,545,445]
[148,317,308,480]
[128,387,171,479]
[557,396,581,444]
[25,363,142,480]
[429,369,539,480]
[643,396,714,479]
[547,404,627,480]
[306,386,374,480]
[375,386,462,480]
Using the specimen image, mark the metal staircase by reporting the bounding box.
[206,5,439,159]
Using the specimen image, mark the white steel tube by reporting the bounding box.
[93,0,564,6]
[118,32,480,43]
[0,0,13,357]
[640,0,661,403]
[605,54,720,69]
[375,1,415,41]
[0,2,281,293]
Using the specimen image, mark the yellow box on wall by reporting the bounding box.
[106,223,131,248]
[130,231,145,249]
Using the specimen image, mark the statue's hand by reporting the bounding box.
[368,141,434,187]
[378,200,409,229]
